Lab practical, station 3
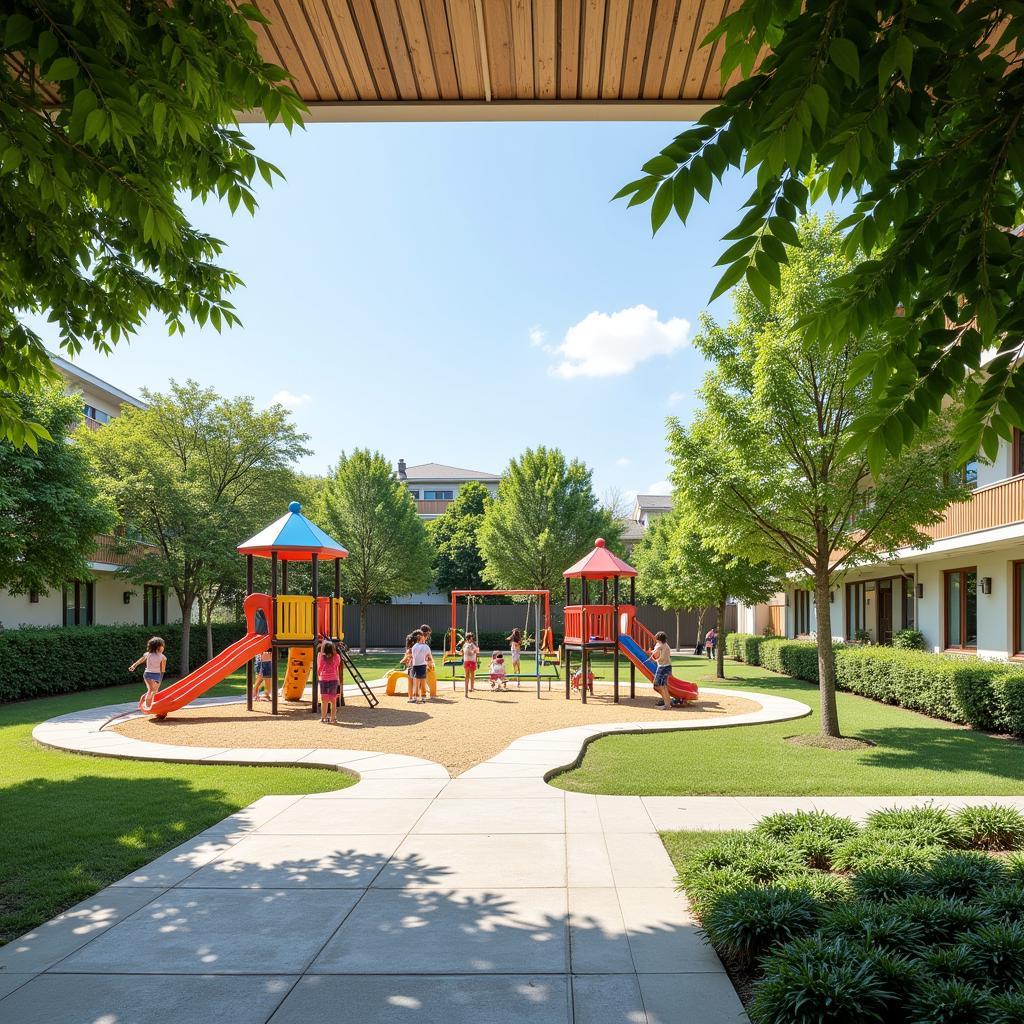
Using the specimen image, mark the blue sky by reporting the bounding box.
[56,120,754,502]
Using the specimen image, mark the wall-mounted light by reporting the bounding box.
[916,583,924,599]
[123,591,132,605]
[981,577,992,595]
[830,589,835,603]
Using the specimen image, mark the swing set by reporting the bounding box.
[444,589,560,697]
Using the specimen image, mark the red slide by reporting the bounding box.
[617,631,700,702]
[141,593,272,718]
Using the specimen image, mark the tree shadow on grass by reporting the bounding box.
[0,775,244,946]
[854,725,1024,782]
[0,826,708,1024]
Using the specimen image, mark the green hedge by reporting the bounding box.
[725,632,774,665]
[0,622,245,703]
[750,638,1024,737]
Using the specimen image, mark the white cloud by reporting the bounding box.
[615,456,631,467]
[667,391,688,405]
[547,305,689,379]
[528,325,549,349]
[647,480,672,495]
[271,390,312,410]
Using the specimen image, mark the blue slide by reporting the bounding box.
[617,633,699,701]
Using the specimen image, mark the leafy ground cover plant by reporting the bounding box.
[674,811,1024,1022]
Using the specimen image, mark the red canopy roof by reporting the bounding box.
[563,538,637,579]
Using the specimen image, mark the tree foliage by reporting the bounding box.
[0,2,304,446]
[667,219,966,731]
[479,447,619,593]
[317,449,434,652]
[428,480,491,594]
[620,0,1024,463]
[0,383,113,602]
[635,508,780,677]
[81,380,308,671]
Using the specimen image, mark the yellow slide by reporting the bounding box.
[283,647,312,700]
[385,664,437,697]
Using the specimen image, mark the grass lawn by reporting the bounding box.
[0,671,355,947]
[551,654,1024,796]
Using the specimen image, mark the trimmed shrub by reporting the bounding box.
[893,894,986,945]
[725,633,748,659]
[920,944,986,983]
[976,884,1024,924]
[725,632,771,665]
[748,935,896,1024]
[758,639,820,681]
[993,674,1024,737]
[679,865,751,920]
[892,628,927,651]
[922,853,1006,901]
[703,886,819,964]
[832,833,944,873]
[0,621,245,703]
[776,870,854,905]
[818,900,927,955]
[905,978,996,1024]
[687,833,805,885]
[960,922,1024,985]
[755,810,859,845]
[953,805,1024,852]
[1005,853,1024,884]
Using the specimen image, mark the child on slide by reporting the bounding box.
[650,631,674,710]
[489,651,507,691]
[461,632,479,692]
[130,636,166,710]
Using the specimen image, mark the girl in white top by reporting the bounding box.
[130,636,166,710]
[489,651,507,691]
[506,629,522,677]
[409,631,433,704]
[461,633,480,693]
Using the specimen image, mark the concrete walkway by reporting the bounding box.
[13,686,1022,1023]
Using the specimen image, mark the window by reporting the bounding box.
[948,459,979,489]
[408,490,420,499]
[1015,561,1024,657]
[902,577,916,631]
[793,590,811,636]
[29,589,39,604]
[62,581,94,627]
[82,404,111,425]
[422,489,454,501]
[944,568,977,650]
[1015,430,1024,477]
[846,582,867,639]
[144,585,166,626]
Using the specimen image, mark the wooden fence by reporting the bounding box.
[354,603,736,648]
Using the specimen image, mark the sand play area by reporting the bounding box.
[114,682,761,776]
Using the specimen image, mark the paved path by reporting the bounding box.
[10,687,1024,1023]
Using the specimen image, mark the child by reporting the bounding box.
[409,629,433,704]
[254,648,273,701]
[705,626,717,660]
[317,640,342,724]
[489,651,507,691]
[650,631,673,710]
[461,632,479,692]
[507,628,522,677]
[400,633,417,703]
[130,636,166,710]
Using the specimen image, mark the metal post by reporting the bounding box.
[581,646,588,705]
[270,552,278,715]
[564,646,571,700]
[311,553,319,716]
[629,576,636,699]
[246,554,254,711]
[613,575,620,704]
[535,596,541,699]
[246,555,253,596]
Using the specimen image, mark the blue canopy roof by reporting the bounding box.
[237,501,348,561]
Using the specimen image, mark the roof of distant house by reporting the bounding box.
[402,462,500,483]
[620,521,646,542]
[50,353,146,410]
[635,494,673,510]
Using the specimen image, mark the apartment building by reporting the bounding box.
[759,438,1024,660]
[396,460,500,520]
[0,357,176,630]
[621,493,674,547]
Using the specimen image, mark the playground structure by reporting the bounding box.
[443,589,560,696]
[140,502,378,719]
[562,539,699,705]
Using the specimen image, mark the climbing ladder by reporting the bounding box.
[340,647,379,708]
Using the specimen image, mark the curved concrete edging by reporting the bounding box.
[31,687,811,788]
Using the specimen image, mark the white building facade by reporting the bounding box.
[754,438,1024,660]
[0,358,176,631]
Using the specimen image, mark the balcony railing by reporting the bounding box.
[89,533,157,567]
[923,475,1024,541]
[416,499,452,516]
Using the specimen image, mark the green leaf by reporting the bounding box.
[709,259,747,303]
[768,216,800,246]
[612,177,650,201]
[673,170,694,223]
[715,236,757,266]
[642,154,677,176]
[745,265,772,306]
[651,178,674,235]
[691,159,713,201]
[47,57,79,82]
[829,38,860,82]
[4,14,32,49]
[804,84,829,129]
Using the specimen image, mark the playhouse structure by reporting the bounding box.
[562,539,698,705]
[140,502,377,719]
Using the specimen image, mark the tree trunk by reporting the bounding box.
[675,610,681,651]
[814,572,841,737]
[206,612,214,662]
[716,598,727,680]
[179,597,194,676]
[359,600,368,655]
[695,607,706,649]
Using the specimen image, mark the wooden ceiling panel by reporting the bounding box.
[253,0,728,115]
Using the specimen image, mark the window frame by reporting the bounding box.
[62,580,94,627]
[793,590,811,636]
[1014,561,1024,658]
[901,577,916,632]
[943,567,978,652]
[144,584,166,627]
[1014,429,1024,477]
[845,581,867,640]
